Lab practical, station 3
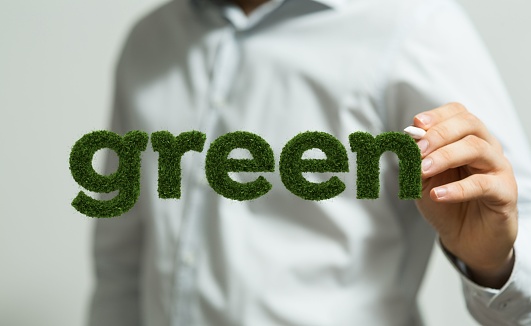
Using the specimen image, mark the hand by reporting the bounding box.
[413,102,518,289]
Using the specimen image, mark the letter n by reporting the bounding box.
[349,132,421,199]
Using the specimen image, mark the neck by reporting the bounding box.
[232,0,270,15]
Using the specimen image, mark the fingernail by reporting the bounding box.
[417,139,429,154]
[434,187,447,199]
[422,158,432,172]
[416,114,431,126]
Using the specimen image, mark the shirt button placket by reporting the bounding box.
[173,25,240,326]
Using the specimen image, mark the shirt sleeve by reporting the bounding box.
[381,0,531,324]
[87,32,144,326]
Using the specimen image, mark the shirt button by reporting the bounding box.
[182,251,196,266]
[211,96,227,109]
[195,173,209,187]
[498,300,511,310]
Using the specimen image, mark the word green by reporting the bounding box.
[69,130,421,218]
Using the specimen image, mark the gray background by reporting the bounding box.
[1,0,529,325]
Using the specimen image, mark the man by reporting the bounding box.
[89,0,531,325]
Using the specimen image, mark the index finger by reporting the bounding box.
[413,102,502,156]
[414,102,466,128]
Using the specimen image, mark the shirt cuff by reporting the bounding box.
[438,236,531,324]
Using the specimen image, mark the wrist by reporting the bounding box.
[439,238,515,289]
[464,248,515,289]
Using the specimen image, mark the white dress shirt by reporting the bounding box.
[88,0,531,325]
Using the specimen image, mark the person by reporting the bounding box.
[88,0,531,325]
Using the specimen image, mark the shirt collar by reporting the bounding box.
[311,0,347,9]
[190,0,347,12]
[190,0,347,31]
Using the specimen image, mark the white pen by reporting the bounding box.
[403,126,426,140]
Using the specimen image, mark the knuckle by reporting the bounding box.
[462,111,480,128]
[463,134,484,150]
[493,152,513,174]
[502,156,514,172]
[430,125,448,143]
[493,138,504,153]
[437,147,453,163]
[476,176,492,195]
[456,176,489,199]
[486,132,505,153]
[448,102,467,112]
[454,180,468,197]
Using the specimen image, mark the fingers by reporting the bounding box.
[429,173,516,208]
[414,102,465,126]
[414,102,502,157]
[421,135,507,179]
[412,102,516,206]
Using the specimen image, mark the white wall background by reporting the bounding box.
[1,1,529,325]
